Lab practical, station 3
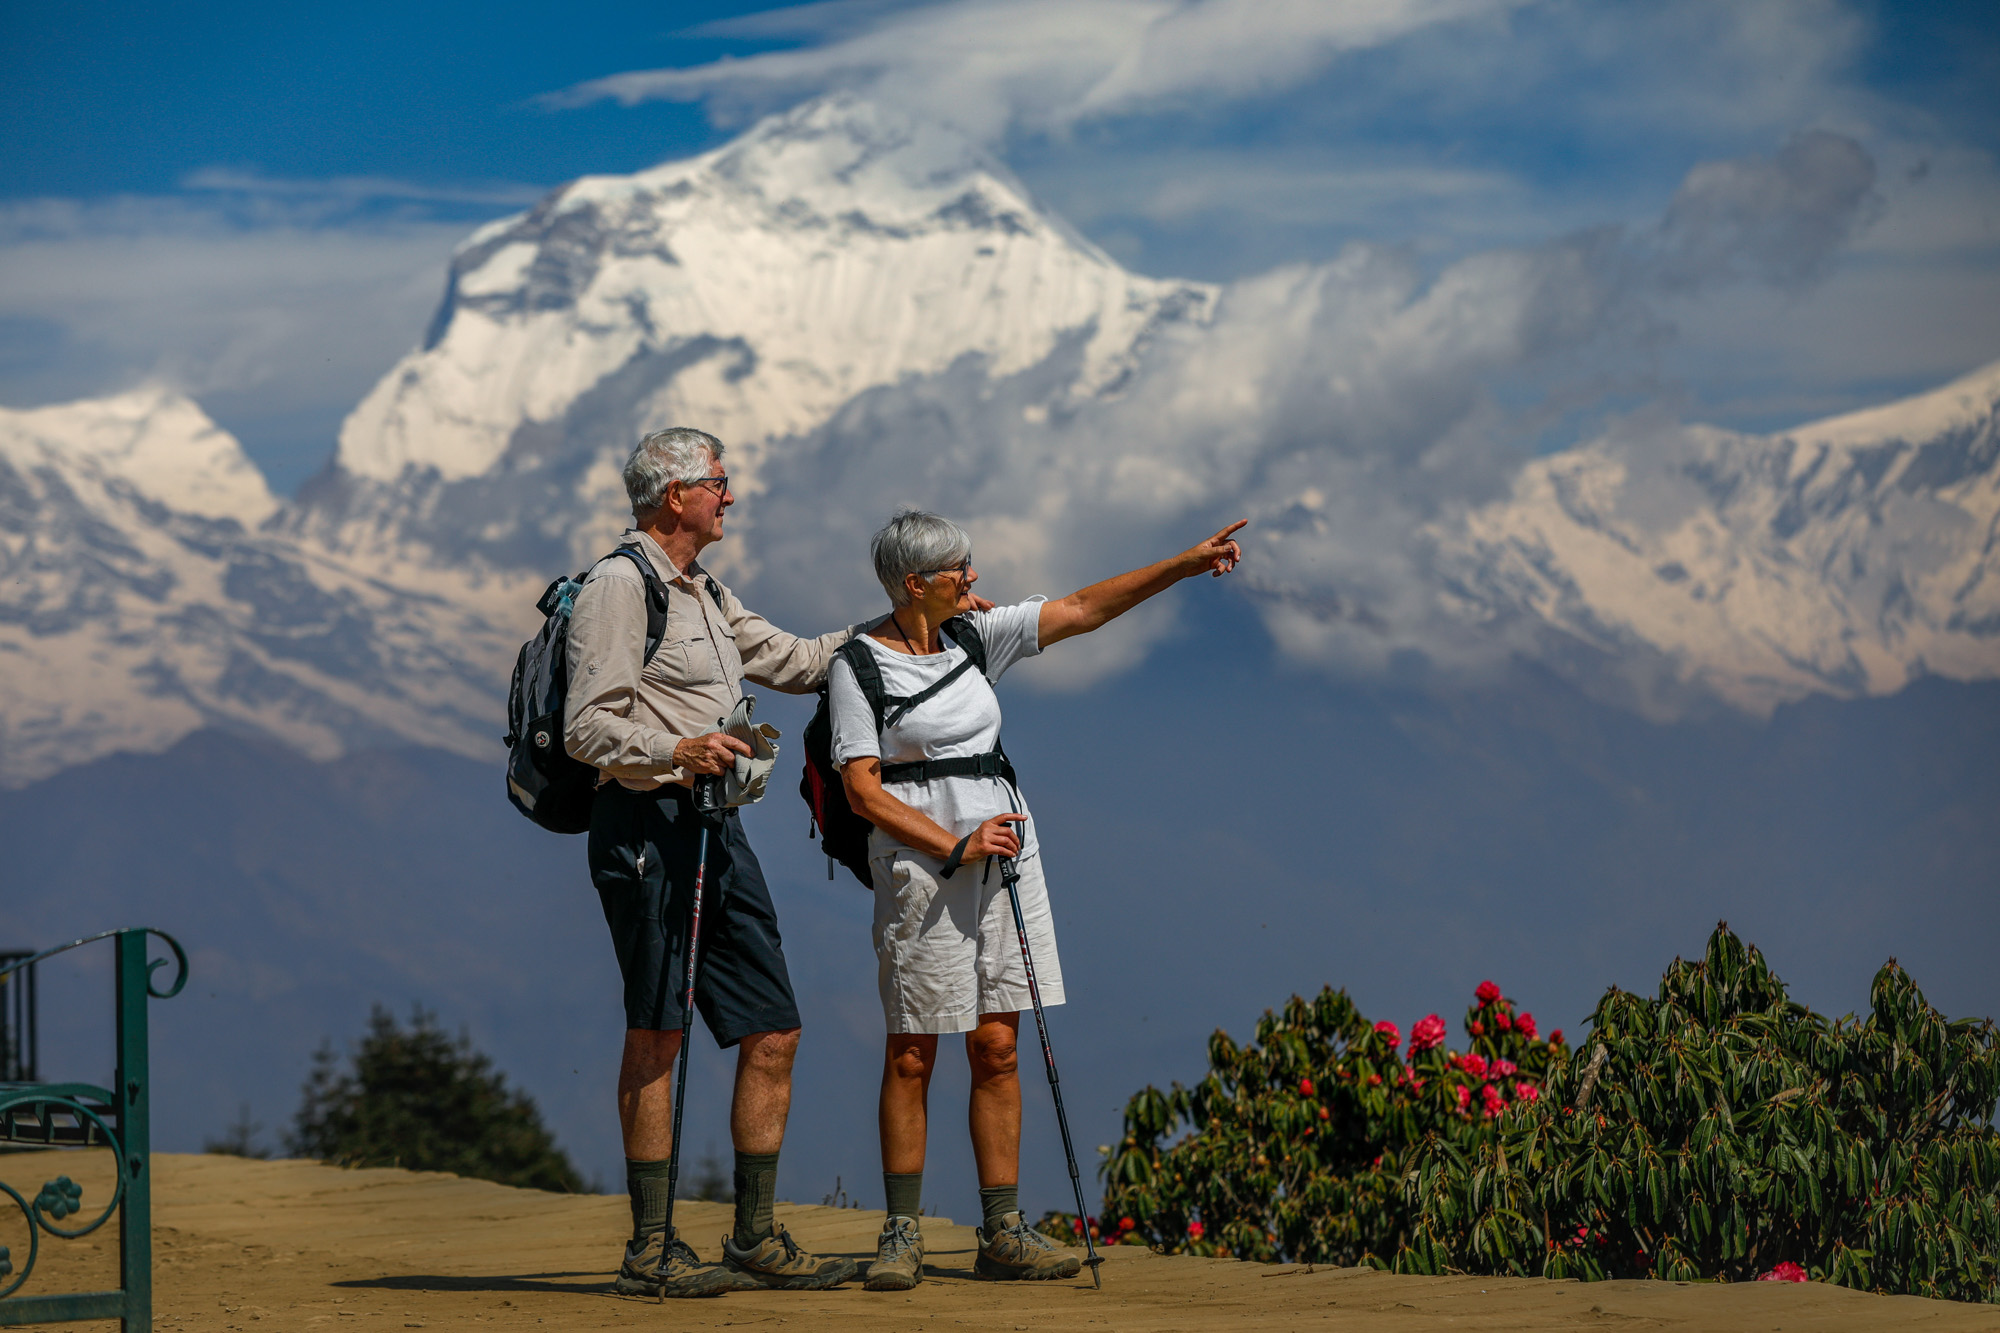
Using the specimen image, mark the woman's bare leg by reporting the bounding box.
[880,1032,939,1174]
[966,1013,1021,1187]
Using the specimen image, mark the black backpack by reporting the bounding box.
[503,547,679,834]
[800,616,1016,887]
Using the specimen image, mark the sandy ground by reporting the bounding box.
[3,1150,1998,1332]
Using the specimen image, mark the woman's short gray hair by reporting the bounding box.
[872,510,972,606]
[624,427,724,514]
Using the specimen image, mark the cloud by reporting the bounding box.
[0,193,488,490]
[733,131,1887,700]
[1651,131,1881,292]
[550,0,1521,139]
[180,168,545,212]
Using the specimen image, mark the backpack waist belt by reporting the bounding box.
[880,750,1011,784]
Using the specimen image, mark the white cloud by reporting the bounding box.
[552,0,1522,139]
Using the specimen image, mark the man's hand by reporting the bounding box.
[1184,519,1248,578]
[963,813,1026,862]
[673,731,753,775]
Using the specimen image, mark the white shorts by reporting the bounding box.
[870,846,1065,1035]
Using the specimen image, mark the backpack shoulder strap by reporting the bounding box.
[604,546,670,666]
[941,615,989,678]
[835,634,892,731]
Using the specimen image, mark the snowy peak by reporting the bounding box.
[0,388,278,525]
[332,93,1214,488]
[1441,361,2000,713]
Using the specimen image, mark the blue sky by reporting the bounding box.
[5,0,1999,492]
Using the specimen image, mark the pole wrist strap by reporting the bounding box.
[940,834,973,879]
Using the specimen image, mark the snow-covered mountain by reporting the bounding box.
[1440,362,2000,714]
[294,93,1216,587]
[0,389,516,785]
[3,93,1997,785]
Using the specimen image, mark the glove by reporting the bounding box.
[719,694,781,808]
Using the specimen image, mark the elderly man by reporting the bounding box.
[565,426,858,1298]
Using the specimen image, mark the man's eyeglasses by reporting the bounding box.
[683,474,730,497]
[917,558,973,581]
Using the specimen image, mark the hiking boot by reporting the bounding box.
[720,1226,858,1290]
[611,1231,747,1298]
[975,1212,1084,1281]
[864,1215,925,1291]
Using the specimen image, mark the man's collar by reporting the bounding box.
[624,528,704,585]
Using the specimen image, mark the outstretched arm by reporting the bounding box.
[1037,520,1247,648]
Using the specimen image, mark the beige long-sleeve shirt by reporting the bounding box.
[563,529,857,790]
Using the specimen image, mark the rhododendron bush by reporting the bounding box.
[1082,925,2000,1304]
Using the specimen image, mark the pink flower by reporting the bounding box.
[1481,1084,1506,1118]
[1409,1076,1426,1092]
[1492,1058,1518,1077]
[1318,1106,1330,1120]
[1757,1262,1808,1283]
[1368,1073,1382,1086]
[1515,1012,1538,1040]
[1475,980,1502,1006]
[1299,1078,1314,1096]
[1496,1011,1513,1032]
[1515,1081,1539,1102]
[1120,1217,1136,1232]
[1459,1053,1489,1079]
[1455,1085,1472,1112]
[1469,1020,1485,1037]
[1187,1221,1205,1240]
[1410,1014,1447,1053]
[1549,1029,1565,1045]
[1374,1020,1402,1049]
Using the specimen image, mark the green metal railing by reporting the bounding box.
[0,929,187,1332]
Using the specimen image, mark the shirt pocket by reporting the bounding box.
[653,633,721,687]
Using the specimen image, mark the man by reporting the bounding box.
[565,426,858,1298]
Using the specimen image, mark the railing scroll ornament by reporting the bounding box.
[0,927,187,1332]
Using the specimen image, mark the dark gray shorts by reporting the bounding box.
[588,783,801,1047]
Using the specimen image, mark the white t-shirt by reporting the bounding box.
[828,601,1043,863]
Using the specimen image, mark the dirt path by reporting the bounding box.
[4,1151,1997,1332]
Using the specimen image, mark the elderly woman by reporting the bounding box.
[828,510,1246,1289]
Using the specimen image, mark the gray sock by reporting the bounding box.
[627,1158,673,1244]
[884,1171,923,1221]
[979,1184,1019,1234]
[733,1150,780,1246]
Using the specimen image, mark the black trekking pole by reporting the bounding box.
[657,773,725,1294]
[998,849,1103,1288]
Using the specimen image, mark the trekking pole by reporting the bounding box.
[658,774,724,1292]
[999,850,1103,1288]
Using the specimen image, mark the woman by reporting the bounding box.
[828,509,1246,1289]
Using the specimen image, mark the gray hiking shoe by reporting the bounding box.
[612,1231,748,1298]
[864,1215,925,1291]
[975,1211,1084,1281]
[720,1226,858,1290]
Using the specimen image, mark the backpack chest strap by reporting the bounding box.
[879,750,1013,784]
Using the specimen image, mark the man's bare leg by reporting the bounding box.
[731,1028,799,1153]
[620,1027,682,1160]
[725,1027,799,1249]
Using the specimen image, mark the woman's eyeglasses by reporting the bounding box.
[917,559,973,581]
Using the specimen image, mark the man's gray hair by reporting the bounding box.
[872,510,972,606]
[624,427,724,514]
